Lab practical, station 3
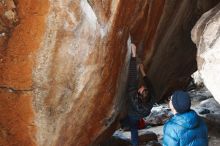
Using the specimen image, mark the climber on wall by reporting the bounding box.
[163,90,208,146]
[120,43,155,146]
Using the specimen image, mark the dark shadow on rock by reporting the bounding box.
[99,137,130,146]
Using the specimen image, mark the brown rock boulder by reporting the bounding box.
[146,0,219,100]
[1,0,163,145]
[0,0,220,146]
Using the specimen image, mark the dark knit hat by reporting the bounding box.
[171,90,191,113]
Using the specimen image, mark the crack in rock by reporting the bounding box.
[0,85,33,93]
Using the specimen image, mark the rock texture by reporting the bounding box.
[192,2,220,104]
[146,0,219,100]
[100,131,158,146]
[0,0,164,146]
[0,0,219,146]
[0,0,47,146]
[0,0,18,48]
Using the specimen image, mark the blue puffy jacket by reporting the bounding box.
[163,110,208,146]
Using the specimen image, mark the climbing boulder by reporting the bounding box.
[192,2,220,104]
[0,0,164,145]
[0,0,220,146]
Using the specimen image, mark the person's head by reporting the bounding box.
[169,90,191,114]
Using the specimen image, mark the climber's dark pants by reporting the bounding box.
[121,115,139,146]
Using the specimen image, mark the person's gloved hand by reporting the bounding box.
[138,85,145,94]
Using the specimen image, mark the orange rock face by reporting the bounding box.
[0,0,49,145]
[0,0,219,146]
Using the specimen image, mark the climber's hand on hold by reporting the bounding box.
[131,43,136,58]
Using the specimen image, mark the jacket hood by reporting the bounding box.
[170,110,199,129]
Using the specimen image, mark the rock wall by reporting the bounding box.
[0,0,219,146]
[146,0,219,100]
[0,0,48,146]
[192,2,220,104]
[0,0,164,146]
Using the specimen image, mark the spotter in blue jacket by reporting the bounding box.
[163,110,208,146]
